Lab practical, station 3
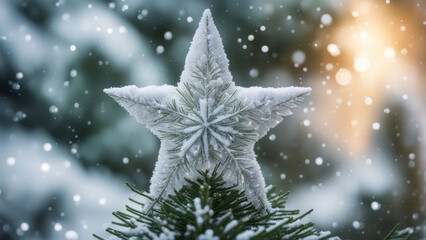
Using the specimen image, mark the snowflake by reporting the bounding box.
[105,9,311,211]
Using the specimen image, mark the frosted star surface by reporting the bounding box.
[235,86,312,139]
[105,9,311,211]
[104,85,176,135]
[179,9,233,88]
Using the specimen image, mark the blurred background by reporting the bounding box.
[0,0,425,239]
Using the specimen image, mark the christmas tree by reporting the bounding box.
[95,9,414,240]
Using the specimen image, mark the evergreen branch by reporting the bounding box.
[383,224,414,240]
[104,170,324,239]
[96,169,415,240]
[93,234,104,240]
[126,182,153,201]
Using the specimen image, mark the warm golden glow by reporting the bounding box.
[312,0,425,155]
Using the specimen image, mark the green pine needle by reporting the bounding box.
[94,170,414,240]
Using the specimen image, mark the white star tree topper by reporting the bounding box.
[104,9,311,211]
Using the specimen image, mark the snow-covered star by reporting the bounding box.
[105,9,311,211]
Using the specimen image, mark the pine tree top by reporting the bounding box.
[94,169,414,240]
[95,169,340,240]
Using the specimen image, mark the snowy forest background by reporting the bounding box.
[0,0,425,239]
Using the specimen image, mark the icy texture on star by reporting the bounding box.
[104,9,311,211]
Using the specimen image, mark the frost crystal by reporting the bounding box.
[104,9,311,211]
